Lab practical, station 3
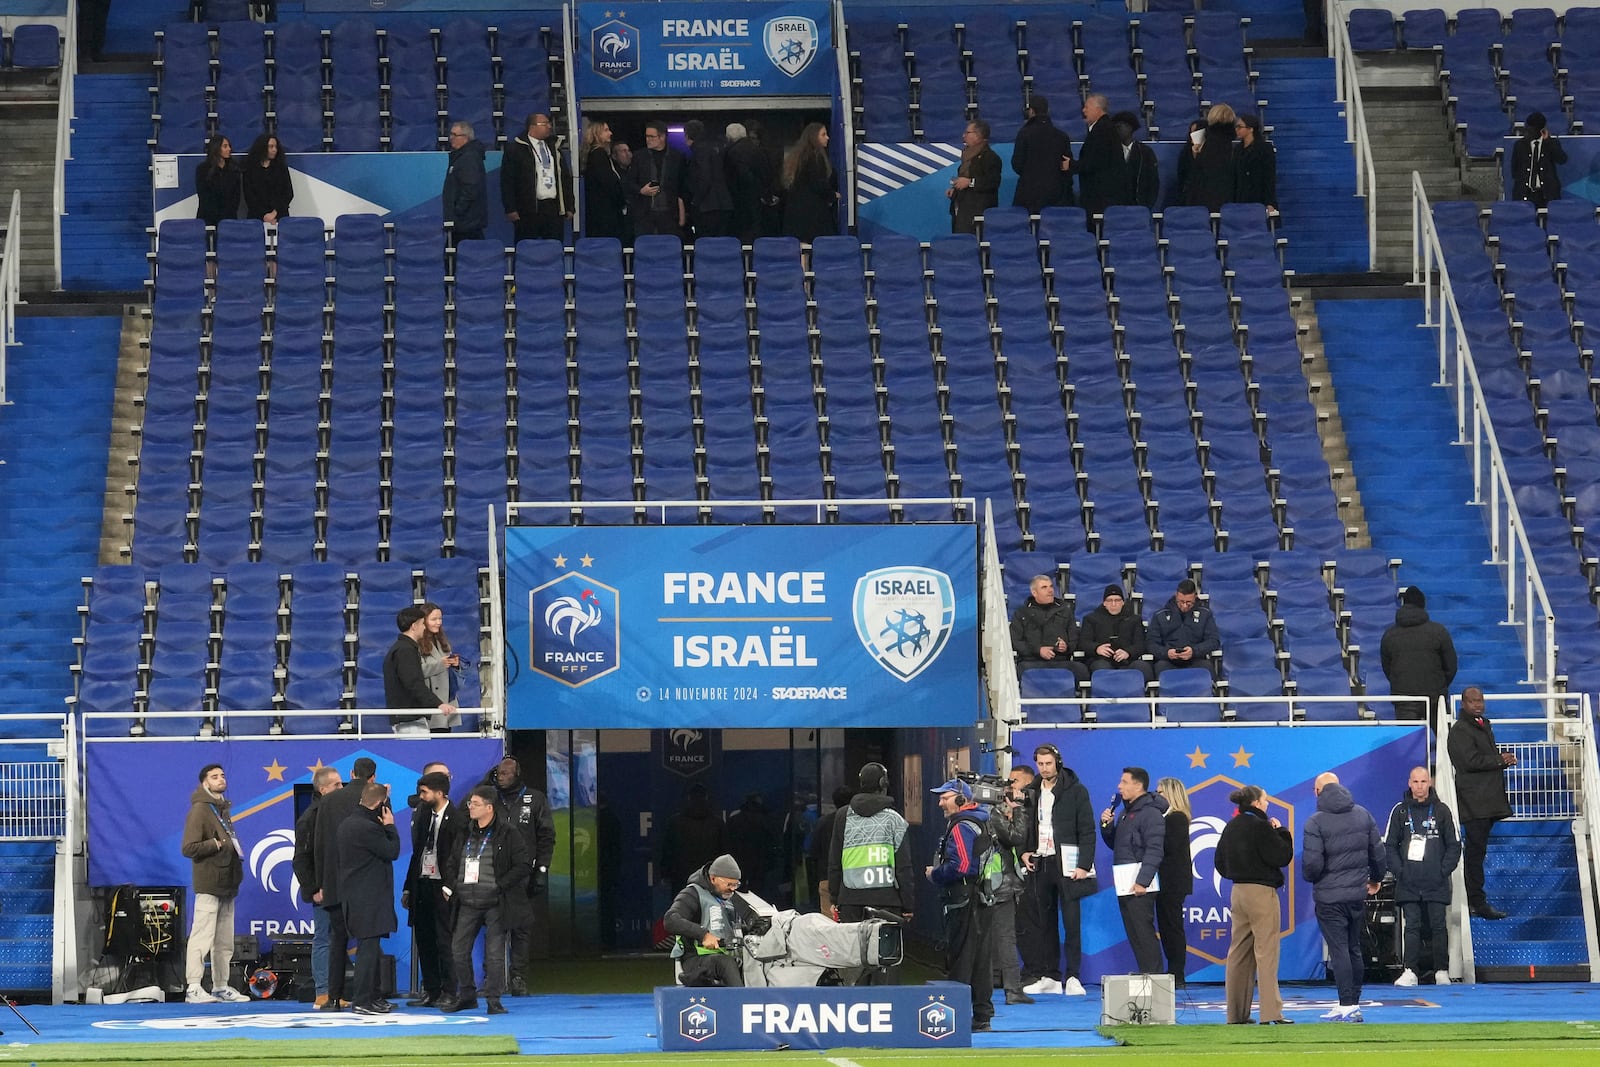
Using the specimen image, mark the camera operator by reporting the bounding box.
[989,764,1035,1004]
[828,762,915,985]
[665,854,744,987]
[925,779,995,1032]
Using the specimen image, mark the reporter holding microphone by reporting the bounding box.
[1100,767,1166,974]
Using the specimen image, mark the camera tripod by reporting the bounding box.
[1,992,39,1036]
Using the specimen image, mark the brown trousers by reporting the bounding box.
[1224,882,1284,1023]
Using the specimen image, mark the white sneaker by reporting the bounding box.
[1022,977,1063,995]
[1434,970,1453,985]
[1320,1006,1351,1020]
[1394,969,1418,987]
[185,985,218,1004]
[213,986,249,1003]
[1062,977,1086,996]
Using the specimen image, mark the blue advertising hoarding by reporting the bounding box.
[655,982,971,1051]
[504,524,978,729]
[576,1,835,99]
[1011,724,1427,983]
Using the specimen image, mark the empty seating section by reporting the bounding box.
[1430,199,1600,696]
[847,11,1257,142]
[153,16,560,152]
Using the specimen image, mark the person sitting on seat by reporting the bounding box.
[665,854,744,987]
[1147,579,1222,675]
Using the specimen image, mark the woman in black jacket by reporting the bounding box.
[1185,103,1237,212]
[195,135,241,226]
[1511,111,1567,207]
[581,119,632,243]
[242,133,293,223]
[1155,777,1194,986]
[1232,114,1278,216]
[782,122,838,244]
[1215,784,1295,1025]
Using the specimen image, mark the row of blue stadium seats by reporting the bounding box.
[1,24,61,70]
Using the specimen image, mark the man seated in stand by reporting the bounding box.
[665,854,745,987]
[1010,574,1090,683]
[1147,579,1222,676]
[1078,585,1153,682]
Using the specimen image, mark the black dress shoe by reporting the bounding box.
[1472,903,1509,920]
[486,998,508,1015]
[1004,990,1035,1004]
[439,997,478,1013]
[972,1018,992,1032]
[1260,1018,1295,1025]
[352,1002,387,1016]
[406,993,437,1008]
[508,975,528,996]
[371,999,394,1013]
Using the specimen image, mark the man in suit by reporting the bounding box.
[1071,93,1122,218]
[312,757,375,1011]
[402,770,463,1007]
[501,112,573,242]
[1012,94,1073,212]
[336,781,401,1014]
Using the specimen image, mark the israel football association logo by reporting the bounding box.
[591,18,640,82]
[764,15,819,78]
[853,566,956,682]
[529,572,620,688]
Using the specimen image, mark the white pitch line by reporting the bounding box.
[827,1058,868,1067]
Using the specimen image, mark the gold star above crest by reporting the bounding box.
[553,553,568,568]
[264,759,287,782]
[1230,745,1254,768]
[1186,745,1209,769]
[307,758,326,774]
[580,553,595,567]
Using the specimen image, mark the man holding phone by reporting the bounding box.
[631,119,686,237]
[336,782,401,1014]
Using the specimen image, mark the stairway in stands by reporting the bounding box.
[62,73,151,292]
[1473,822,1590,980]
[1251,53,1369,275]
[1316,297,1526,694]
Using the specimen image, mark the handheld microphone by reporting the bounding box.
[1103,792,1121,825]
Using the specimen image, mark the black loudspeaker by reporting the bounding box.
[1362,898,1403,981]
[267,939,316,1003]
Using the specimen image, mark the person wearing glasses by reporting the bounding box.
[1232,113,1279,217]
[629,119,687,237]
[443,120,487,242]
[437,786,531,1014]
[502,112,573,243]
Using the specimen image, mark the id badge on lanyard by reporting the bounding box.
[421,847,439,878]
[1407,835,1427,862]
[463,857,480,884]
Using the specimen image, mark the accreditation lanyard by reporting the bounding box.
[1406,804,1434,862]
[210,803,243,858]
[464,830,492,884]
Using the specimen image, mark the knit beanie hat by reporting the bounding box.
[1402,586,1426,608]
[708,854,742,881]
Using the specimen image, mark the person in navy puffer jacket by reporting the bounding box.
[1302,772,1386,1022]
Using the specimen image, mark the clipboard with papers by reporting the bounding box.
[1113,862,1159,896]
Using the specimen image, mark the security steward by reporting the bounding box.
[828,762,915,984]
[664,854,744,987]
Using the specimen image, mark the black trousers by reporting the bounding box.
[1462,819,1496,906]
[1020,855,1083,982]
[507,887,535,982]
[680,952,742,987]
[411,879,454,995]
[1401,899,1449,972]
[1315,898,1366,1006]
[942,900,994,1024]
[322,903,350,1003]
[837,903,900,984]
[1118,892,1163,974]
[514,205,564,243]
[1155,890,1188,984]
[352,934,384,1006]
[453,900,507,1001]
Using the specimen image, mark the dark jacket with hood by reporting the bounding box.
[1021,766,1099,898]
[443,137,488,234]
[1447,713,1514,823]
[1302,782,1385,903]
[1100,790,1167,889]
[1010,595,1079,663]
[1215,805,1294,888]
[1383,786,1460,902]
[1078,602,1147,659]
[1147,596,1221,663]
[1380,604,1457,698]
[828,791,916,912]
[312,774,369,907]
[1012,112,1073,211]
[448,809,533,926]
[930,802,991,905]
[1184,120,1236,211]
[336,803,401,940]
[664,860,738,954]
[292,793,322,903]
[181,785,244,897]
[988,794,1030,904]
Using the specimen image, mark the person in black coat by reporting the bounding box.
[385,605,457,732]
[630,119,687,238]
[1174,119,1205,208]
[501,113,573,243]
[1072,94,1123,218]
[241,134,293,224]
[1186,103,1238,212]
[1011,94,1073,212]
[1078,585,1152,680]
[1232,114,1278,215]
[336,781,401,1014]
[312,757,374,1010]
[1099,767,1166,974]
[195,135,241,226]
[949,119,1002,235]
[1112,111,1160,210]
[1512,111,1567,207]
[684,119,734,239]
[1017,743,1098,995]
[782,122,838,243]
[443,120,488,242]
[438,786,531,1014]
[1215,783,1295,1025]
[1010,574,1088,681]
[1154,777,1193,986]
[401,770,464,1008]
[1383,766,1461,985]
[725,122,776,242]
[1446,687,1516,919]
[580,119,629,241]
[292,766,343,1006]
[1380,585,1457,731]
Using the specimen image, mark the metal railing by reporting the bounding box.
[1328,0,1380,270]
[487,501,507,729]
[505,496,979,524]
[0,713,79,1003]
[54,1,79,291]
[1412,171,1557,687]
[81,708,496,741]
[980,500,1019,756]
[1020,693,1428,725]
[1,189,18,406]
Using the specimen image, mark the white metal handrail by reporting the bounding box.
[1412,171,1557,687]
[1021,692,1429,725]
[79,707,497,741]
[54,1,79,291]
[487,501,507,730]
[1,189,18,406]
[1328,0,1380,270]
[506,496,979,521]
[979,500,1019,758]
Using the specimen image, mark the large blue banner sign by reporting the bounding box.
[655,982,971,1051]
[87,738,505,963]
[505,524,978,729]
[576,1,835,99]
[1011,725,1426,983]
